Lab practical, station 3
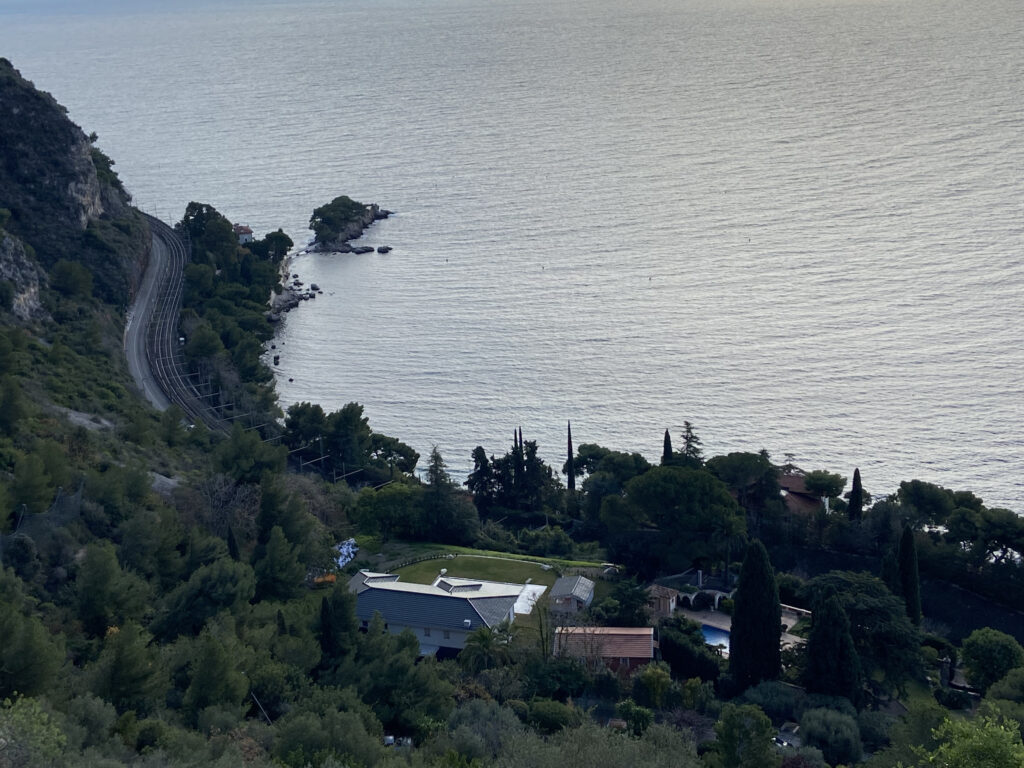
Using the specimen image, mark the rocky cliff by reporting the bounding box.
[0,57,145,307]
[0,231,44,320]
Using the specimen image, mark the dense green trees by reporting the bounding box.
[799,707,863,765]
[897,524,922,625]
[803,470,846,504]
[707,703,780,768]
[707,451,783,540]
[467,432,562,526]
[803,571,921,698]
[729,540,781,692]
[911,713,1024,768]
[613,465,745,575]
[658,616,725,682]
[284,401,418,483]
[309,195,369,245]
[961,628,1024,693]
[804,594,862,705]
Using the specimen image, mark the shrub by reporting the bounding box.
[857,709,894,751]
[799,707,863,766]
[528,698,582,734]
[742,681,805,724]
[933,686,972,711]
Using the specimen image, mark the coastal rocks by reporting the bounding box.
[312,203,393,254]
[377,246,391,254]
[266,272,323,322]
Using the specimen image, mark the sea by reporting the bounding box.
[1,0,1021,511]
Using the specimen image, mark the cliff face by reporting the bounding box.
[0,231,44,320]
[0,57,144,307]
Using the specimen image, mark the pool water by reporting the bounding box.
[701,625,730,654]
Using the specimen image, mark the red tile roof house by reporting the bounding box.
[233,223,253,244]
[553,626,656,675]
[778,472,824,516]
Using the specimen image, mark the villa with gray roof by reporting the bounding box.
[348,570,533,656]
[550,575,595,614]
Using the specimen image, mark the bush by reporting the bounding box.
[528,698,582,734]
[616,698,654,736]
[961,628,1024,693]
[933,686,972,711]
[799,707,863,766]
[922,632,958,668]
[506,699,529,722]
[742,681,805,724]
[857,709,894,751]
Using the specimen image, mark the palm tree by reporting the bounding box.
[459,621,516,674]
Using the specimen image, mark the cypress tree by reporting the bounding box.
[729,540,781,691]
[897,524,922,625]
[276,609,288,636]
[847,468,864,521]
[805,594,862,706]
[318,595,339,661]
[226,525,240,561]
[567,421,575,493]
[880,549,899,594]
[661,429,673,466]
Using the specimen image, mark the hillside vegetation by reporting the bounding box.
[2,57,1024,768]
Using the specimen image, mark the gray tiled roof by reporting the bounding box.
[469,596,517,627]
[551,575,595,602]
[356,587,516,631]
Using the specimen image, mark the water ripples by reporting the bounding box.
[2,0,1021,508]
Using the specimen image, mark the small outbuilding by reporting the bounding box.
[647,584,681,619]
[550,575,596,614]
[233,223,254,244]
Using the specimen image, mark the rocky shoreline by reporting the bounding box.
[266,202,393,323]
[310,202,393,254]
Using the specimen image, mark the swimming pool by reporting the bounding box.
[701,624,730,654]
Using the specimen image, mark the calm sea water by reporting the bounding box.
[2,0,1021,510]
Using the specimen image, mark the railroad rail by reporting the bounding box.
[140,213,230,434]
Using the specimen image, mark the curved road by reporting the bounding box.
[124,216,172,412]
[125,213,228,433]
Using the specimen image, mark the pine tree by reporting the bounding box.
[847,468,864,521]
[897,524,922,625]
[662,429,673,466]
[254,525,305,601]
[805,594,862,706]
[729,540,781,691]
[681,421,703,466]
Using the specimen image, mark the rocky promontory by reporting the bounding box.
[308,195,391,253]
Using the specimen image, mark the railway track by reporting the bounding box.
[139,213,230,435]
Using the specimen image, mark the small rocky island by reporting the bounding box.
[267,195,392,321]
[308,194,391,253]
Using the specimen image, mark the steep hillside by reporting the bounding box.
[0,57,146,307]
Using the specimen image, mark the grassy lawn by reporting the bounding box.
[355,536,608,572]
[395,554,561,589]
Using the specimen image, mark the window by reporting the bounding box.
[424,627,431,637]
[443,630,450,640]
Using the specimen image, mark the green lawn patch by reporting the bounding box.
[396,554,560,589]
